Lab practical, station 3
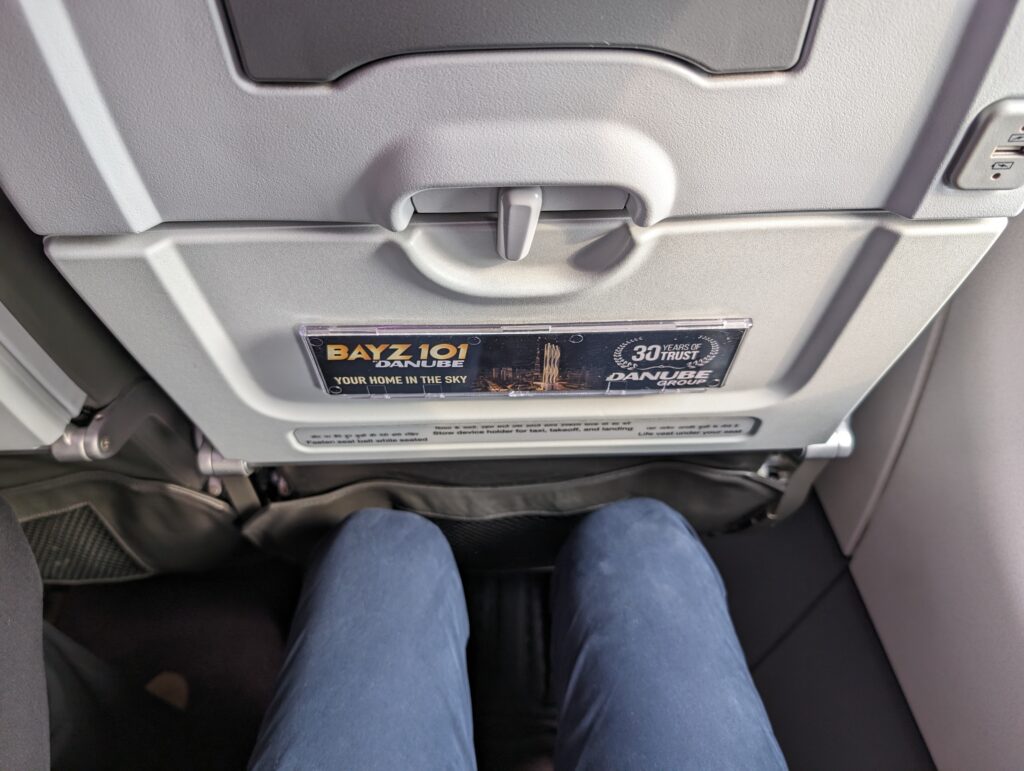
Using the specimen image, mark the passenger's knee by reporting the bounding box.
[344,507,442,540]
[560,498,705,570]
[557,497,723,597]
[302,508,467,642]
[577,497,697,542]
[318,508,456,577]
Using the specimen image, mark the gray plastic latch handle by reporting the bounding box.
[497,187,543,261]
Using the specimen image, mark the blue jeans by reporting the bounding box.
[249,499,786,770]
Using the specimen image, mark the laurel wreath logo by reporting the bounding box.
[613,338,643,370]
[693,335,720,367]
[613,335,720,371]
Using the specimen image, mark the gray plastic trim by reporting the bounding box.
[0,193,143,408]
[849,211,1024,768]
[817,314,948,554]
[1,0,1023,235]
[0,301,85,451]
[45,213,1004,465]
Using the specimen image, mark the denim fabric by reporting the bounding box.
[550,498,786,770]
[249,509,475,770]
[250,500,785,770]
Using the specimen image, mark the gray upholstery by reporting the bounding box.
[0,497,49,769]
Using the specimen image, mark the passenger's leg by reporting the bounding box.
[250,509,475,770]
[551,498,785,770]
